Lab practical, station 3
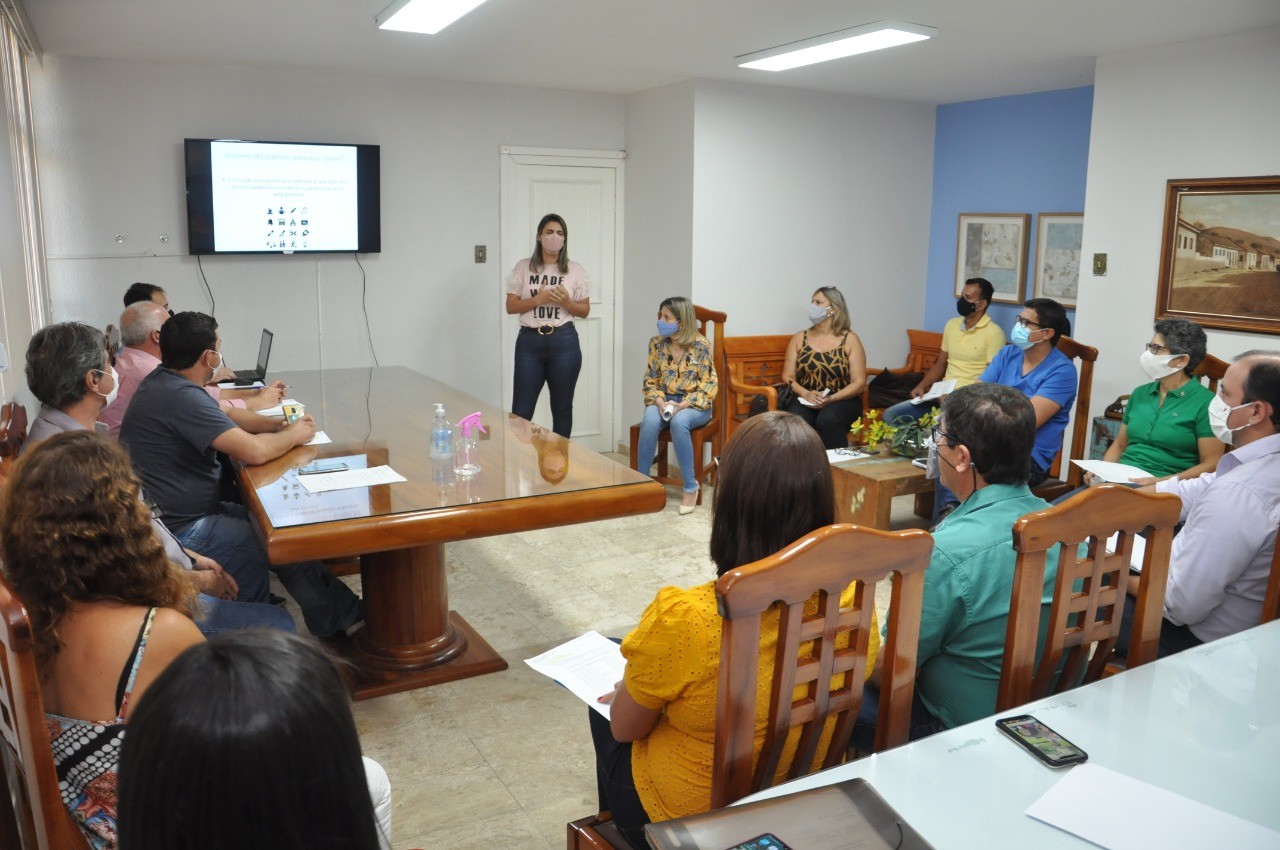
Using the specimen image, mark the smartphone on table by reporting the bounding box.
[995,714,1088,769]
[281,402,304,424]
[723,834,794,850]
[297,460,349,475]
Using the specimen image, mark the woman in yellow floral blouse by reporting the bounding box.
[636,296,718,514]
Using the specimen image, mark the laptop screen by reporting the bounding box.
[256,330,274,372]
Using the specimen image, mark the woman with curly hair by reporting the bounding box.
[0,430,203,850]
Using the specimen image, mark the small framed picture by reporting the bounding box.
[955,213,1030,304]
[1033,213,1083,307]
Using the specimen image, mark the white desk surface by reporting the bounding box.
[741,620,1280,848]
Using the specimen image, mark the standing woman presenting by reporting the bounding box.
[782,286,868,448]
[506,213,591,438]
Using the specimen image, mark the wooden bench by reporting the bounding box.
[723,330,944,442]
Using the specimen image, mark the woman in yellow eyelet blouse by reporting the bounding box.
[590,412,879,849]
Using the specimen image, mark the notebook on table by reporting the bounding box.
[643,777,934,850]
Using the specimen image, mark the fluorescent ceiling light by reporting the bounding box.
[738,20,936,72]
[376,0,488,34]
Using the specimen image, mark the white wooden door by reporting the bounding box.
[500,147,623,453]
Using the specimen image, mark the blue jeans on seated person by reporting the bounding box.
[636,397,713,493]
[931,461,1048,526]
[849,681,943,755]
[195,593,297,636]
[883,398,937,428]
[175,502,362,638]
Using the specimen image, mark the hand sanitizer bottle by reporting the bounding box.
[430,403,453,460]
[453,412,486,478]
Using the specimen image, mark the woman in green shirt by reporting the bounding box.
[1090,318,1224,486]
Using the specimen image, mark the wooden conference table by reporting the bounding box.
[739,620,1280,847]
[236,366,666,699]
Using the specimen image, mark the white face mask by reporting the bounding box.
[808,304,831,324]
[1139,349,1185,381]
[208,350,223,372]
[93,366,119,407]
[1207,394,1254,445]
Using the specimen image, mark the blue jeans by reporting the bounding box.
[636,400,713,493]
[512,324,582,439]
[195,593,297,636]
[175,502,362,637]
[883,399,936,427]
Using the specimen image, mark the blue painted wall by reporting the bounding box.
[922,86,1093,337]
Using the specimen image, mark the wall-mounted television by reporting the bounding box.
[184,138,381,255]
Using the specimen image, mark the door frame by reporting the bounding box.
[499,145,626,449]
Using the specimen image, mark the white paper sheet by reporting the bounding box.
[525,631,626,719]
[1104,532,1147,572]
[1071,458,1153,484]
[911,378,956,404]
[296,465,406,493]
[826,448,869,464]
[305,430,332,446]
[255,398,301,418]
[1027,763,1280,850]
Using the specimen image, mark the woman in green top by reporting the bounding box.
[1088,318,1224,487]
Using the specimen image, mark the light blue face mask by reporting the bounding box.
[808,304,831,324]
[657,320,679,337]
[1010,322,1035,350]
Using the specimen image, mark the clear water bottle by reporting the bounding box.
[430,403,453,460]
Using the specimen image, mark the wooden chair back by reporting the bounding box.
[1192,353,1228,394]
[1263,521,1280,625]
[711,524,933,808]
[0,573,91,850]
[723,335,792,442]
[901,329,944,373]
[0,403,28,485]
[1031,336,1098,501]
[997,485,1181,712]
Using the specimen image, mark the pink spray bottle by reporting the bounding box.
[453,412,487,478]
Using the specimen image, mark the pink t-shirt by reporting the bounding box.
[99,347,243,438]
[506,258,590,328]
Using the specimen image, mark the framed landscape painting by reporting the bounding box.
[1033,213,1083,307]
[955,213,1029,304]
[1155,175,1280,335]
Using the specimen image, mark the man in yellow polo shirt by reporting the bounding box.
[884,277,1006,426]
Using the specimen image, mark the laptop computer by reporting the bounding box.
[233,329,273,384]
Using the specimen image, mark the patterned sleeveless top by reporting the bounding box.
[45,607,158,850]
[795,331,851,394]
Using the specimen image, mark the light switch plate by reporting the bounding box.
[474,245,487,263]
[1092,253,1107,276]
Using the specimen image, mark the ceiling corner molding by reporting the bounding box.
[0,0,41,59]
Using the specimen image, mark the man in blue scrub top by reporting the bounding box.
[933,297,1077,522]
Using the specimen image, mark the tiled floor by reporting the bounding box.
[291,456,928,849]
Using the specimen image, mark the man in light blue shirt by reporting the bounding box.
[1120,351,1280,655]
[933,297,1077,522]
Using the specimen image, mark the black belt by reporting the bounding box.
[520,323,574,336]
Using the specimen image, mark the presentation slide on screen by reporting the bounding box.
[210,141,359,252]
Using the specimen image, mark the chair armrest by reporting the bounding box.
[729,377,778,410]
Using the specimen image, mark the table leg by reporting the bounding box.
[335,542,508,700]
[834,469,891,530]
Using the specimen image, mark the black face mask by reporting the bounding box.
[956,297,979,317]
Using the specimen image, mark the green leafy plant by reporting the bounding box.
[888,408,939,458]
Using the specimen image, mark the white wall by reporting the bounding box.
[690,80,936,368]
[29,56,625,408]
[1076,27,1280,416]
[621,81,695,433]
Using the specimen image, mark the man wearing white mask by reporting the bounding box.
[22,321,295,636]
[1121,350,1280,655]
